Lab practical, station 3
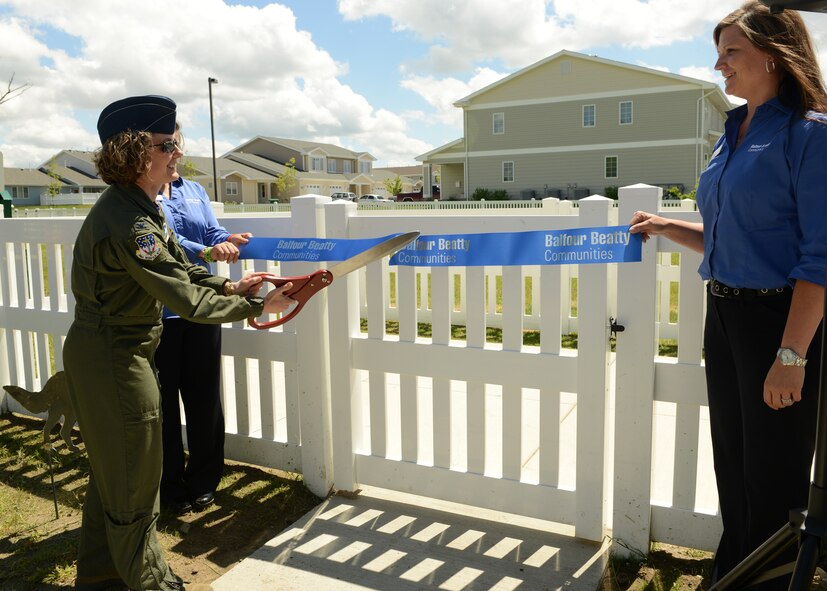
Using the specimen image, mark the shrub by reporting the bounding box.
[471,188,492,201]
[491,189,510,200]
[604,186,619,200]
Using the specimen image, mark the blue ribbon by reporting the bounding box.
[389,225,641,266]
[239,234,396,262]
[239,226,641,266]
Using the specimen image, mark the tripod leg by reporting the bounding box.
[709,515,802,591]
[789,533,820,591]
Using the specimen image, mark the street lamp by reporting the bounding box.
[208,77,219,202]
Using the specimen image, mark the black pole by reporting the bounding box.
[208,77,218,202]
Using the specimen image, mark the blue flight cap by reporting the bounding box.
[96,95,177,144]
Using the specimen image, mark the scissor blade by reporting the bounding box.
[328,231,420,279]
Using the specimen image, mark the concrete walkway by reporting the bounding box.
[212,490,609,591]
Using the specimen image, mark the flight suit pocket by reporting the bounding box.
[123,409,162,497]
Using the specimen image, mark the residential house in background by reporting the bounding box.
[3,167,60,206]
[419,50,732,200]
[373,165,441,195]
[4,150,107,206]
[225,137,409,202]
[176,154,279,204]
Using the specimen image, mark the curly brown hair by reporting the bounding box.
[714,0,827,116]
[93,130,153,185]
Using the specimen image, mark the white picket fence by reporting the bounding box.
[0,186,719,557]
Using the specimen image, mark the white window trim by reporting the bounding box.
[493,112,505,135]
[502,161,515,183]
[327,159,336,173]
[583,104,596,128]
[619,101,633,125]
[604,155,618,179]
[226,181,239,196]
[343,160,353,174]
[311,156,324,171]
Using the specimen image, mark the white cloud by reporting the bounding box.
[339,0,741,72]
[0,0,425,167]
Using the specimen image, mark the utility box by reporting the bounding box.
[1,190,12,218]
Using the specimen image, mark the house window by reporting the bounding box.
[493,112,504,135]
[583,105,596,127]
[359,161,371,174]
[226,181,239,196]
[311,156,324,171]
[605,156,618,179]
[10,186,28,199]
[619,101,633,125]
[503,161,514,183]
[343,160,352,173]
[327,159,336,173]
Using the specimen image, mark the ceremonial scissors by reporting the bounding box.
[248,231,419,329]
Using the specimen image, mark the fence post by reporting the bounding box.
[613,183,662,556]
[289,195,334,497]
[324,201,361,491]
[575,195,613,541]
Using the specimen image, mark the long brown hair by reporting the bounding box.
[714,0,827,116]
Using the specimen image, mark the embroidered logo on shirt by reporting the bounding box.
[747,143,770,153]
[135,233,162,260]
[133,221,151,232]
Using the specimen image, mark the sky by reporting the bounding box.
[0,0,825,169]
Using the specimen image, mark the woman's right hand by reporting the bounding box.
[263,282,295,315]
[629,211,669,243]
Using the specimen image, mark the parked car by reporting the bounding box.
[395,185,441,202]
[358,194,392,204]
[331,191,357,202]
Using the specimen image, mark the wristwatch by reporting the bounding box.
[777,347,807,367]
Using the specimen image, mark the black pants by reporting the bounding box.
[705,290,822,589]
[156,319,225,503]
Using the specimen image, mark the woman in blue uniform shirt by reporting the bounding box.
[156,127,252,513]
[629,1,827,587]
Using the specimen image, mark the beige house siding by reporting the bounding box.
[466,89,704,153]
[469,56,695,104]
[440,165,465,200]
[466,144,698,198]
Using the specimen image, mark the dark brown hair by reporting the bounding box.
[714,0,827,115]
[93,130,153,185]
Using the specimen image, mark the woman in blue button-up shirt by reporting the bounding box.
[630,1,827,587]
[156,126,257,514]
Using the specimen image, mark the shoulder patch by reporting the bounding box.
[135,233,162,261]
[133,221,151,233]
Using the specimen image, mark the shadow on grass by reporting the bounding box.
[0,412,321,589]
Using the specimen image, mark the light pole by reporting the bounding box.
[208,77,218,202]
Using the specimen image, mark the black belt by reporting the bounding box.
[708,279,792,299]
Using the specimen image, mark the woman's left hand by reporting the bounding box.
[228,232,253,246]
[764,359,805,410]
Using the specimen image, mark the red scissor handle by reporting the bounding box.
[247,270,334,329]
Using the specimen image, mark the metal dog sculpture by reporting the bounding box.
[3,371,80,451]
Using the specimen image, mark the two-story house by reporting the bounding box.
[419,50,733,200]
[225,137,407,201]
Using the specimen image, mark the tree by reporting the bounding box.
[0,73,30,107]
[45,159,63,198]
[178,158,199,180]
[273,157,298,200]
[384,175,403,197]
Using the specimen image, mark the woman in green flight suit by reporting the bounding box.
[63,95,293,591]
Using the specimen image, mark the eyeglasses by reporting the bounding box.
[152,139,182,153]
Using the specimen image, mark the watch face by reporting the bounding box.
[780,349,795,364]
